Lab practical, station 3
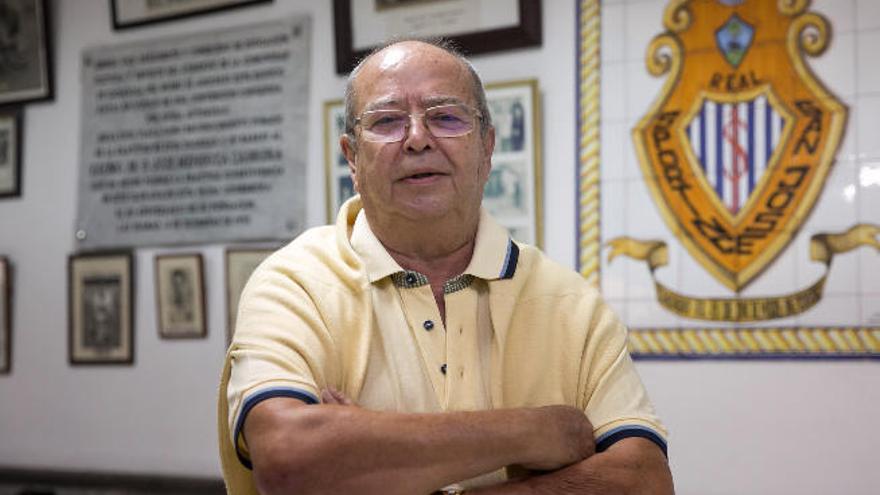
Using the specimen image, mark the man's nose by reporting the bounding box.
[402,114,434,151]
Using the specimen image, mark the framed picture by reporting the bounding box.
[333,0,542,74]
[225,247,274,342]
[323,79,543,246]
[0,106,23,198]
[68,252,134,365]
[155,253,206,339]
[0,0,53,105]
[110,0,272,30]
[482,78,542,247]
[323,99,351,222]
[0,257,11,374]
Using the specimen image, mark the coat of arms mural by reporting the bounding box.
[578,0,879,357]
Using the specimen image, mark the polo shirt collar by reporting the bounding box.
[347,203,519,284]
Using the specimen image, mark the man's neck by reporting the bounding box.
[366,210,480,322]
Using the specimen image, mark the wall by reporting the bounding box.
[0,1,875,494]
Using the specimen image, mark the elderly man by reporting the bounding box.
[219,39,673,494]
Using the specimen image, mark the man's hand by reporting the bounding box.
[520,406,595,471]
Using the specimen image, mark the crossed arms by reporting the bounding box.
[242,393,673,495]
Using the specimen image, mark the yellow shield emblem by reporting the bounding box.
[632,0,847,291]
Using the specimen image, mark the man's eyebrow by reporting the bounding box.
[362,95,467,113]
[363,98,402,112]
[422,95,465,107]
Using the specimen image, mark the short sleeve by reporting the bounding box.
[224,258,338,468]
[578,297,668,456]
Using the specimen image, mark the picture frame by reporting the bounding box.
[332,0,542,74]
[323,99,352,223]
[0,257,11,374]
[0,106,23,199]
[68,252,134,365]
[155,253,206,339]
[323,78,543,246]
[225,247,275,343]
[110,0,272,30]
[0,0,53,105]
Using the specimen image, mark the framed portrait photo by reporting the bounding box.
[110,0,272,30]
[0,0,53,105]
[0,257,11,374]
[225,247,274,342]
[155,253,206,339]
[333,0,542,74]
[68,252,134,365]
[0,106,22,199]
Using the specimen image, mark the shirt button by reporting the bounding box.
[423,320,434,331]
[405,273,416,284]
[440,364,447,375]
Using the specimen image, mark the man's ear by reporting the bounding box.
[480,126,495,182]
[340,134,359,192]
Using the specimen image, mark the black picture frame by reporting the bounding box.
[0,0,53,105]
[0,106,23,199]
[332,0,542,74]
[68,251,135,365]
[110,0,272,30]
[0,257,11,374]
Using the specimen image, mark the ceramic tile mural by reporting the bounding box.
[579,0,879,358]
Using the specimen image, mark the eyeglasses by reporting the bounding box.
[355,103,482,143]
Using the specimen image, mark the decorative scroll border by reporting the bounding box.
[574,0,879,360]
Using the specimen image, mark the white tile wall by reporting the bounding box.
[600,62,627,122]
[813,0,856,34]
[855,0,880,31]
[601,121,628,180]
[856,30,880,93]
[601,2,626,63]
[809,32,857,98]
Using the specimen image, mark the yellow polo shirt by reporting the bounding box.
[218,196,667,493]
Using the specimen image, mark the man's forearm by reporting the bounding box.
[470,437,673,495]
[244,398,594,495]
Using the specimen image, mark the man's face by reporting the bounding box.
[342,42,494,224]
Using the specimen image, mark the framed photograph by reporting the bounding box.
[0,257,11,374]
[482,78,542,246]
[323,99,351,222]
[323,79,542,246]
[68,252,134,365]
[0,106,23,198]
[0,0,53,105]
[333,0,542,74]
[225,247,274,342]
[155,253,206,339]
[110,0,272,30]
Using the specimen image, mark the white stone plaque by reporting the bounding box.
[76,17,310,248]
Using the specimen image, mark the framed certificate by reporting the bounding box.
[333,0,542,74]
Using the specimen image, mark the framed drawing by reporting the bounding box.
[68,252,134,365]
[110,0,272,29]
[0,257,10,374]
[155,253,206,339]
[0,106,22,198]
[323,79,542,246]
[225,247,274,342]
[333,0,542,74]
[0,0,53,105]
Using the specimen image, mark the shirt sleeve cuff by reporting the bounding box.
[595,425,668,458]
[233,386,320,469]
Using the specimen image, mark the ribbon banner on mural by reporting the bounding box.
[577,0,879,358]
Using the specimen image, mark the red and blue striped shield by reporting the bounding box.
[686,94,787,215]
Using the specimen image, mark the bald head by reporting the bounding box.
[343,38,492,145]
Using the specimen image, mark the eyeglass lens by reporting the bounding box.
[360,105,475,142]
